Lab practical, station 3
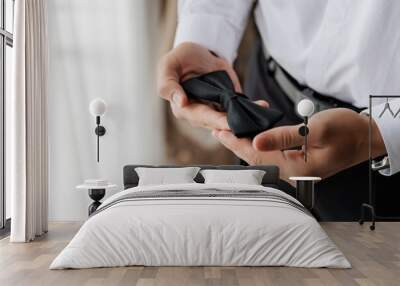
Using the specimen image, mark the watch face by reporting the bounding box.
[372,157,390,171]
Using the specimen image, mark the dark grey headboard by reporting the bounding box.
[123,165,280,189]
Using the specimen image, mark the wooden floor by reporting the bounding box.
[0,222,399,286]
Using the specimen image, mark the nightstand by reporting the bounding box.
[76,182,117,215]
[289,176,321,210]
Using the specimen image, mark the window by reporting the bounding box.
[0,0,14,233]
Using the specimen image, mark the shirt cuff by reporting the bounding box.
[174,14,242,64]
[369,99,400,176]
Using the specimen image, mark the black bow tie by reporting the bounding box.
[181,71,283,138]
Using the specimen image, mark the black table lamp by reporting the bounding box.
[89,98,107,162]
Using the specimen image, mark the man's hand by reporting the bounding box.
[158,42,268,130]
[213,108,387,182]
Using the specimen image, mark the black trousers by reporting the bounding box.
[244,40,400,221]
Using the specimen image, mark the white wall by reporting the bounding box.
[48,0,166,221]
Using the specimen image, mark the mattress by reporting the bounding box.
[50,183,350,269]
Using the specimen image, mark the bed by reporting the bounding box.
[50,165,350,269]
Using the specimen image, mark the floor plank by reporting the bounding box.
[0,222,399,286]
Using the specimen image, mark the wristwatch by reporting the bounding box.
[372,156,390,171]
[360,109,391,171]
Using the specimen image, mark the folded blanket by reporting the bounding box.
[181,71,283,137]
[91,188,310,217]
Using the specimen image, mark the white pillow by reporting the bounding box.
[135,167,200,186]
[200,169,266,185]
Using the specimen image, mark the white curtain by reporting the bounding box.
[8,0,48,242]
[47,0,165,221]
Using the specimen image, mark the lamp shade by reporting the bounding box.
[89,98,107,117]
[297,99,315,117]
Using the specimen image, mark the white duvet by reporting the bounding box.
[50,183,350,269]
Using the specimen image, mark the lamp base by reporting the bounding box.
[88,188,105,215]
[295,180,314,210]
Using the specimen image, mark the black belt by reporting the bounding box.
[266,57,364,114]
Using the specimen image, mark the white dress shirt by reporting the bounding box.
[174,0,400,176]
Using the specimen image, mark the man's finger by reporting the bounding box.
[160,81,188,107]
[253,124,304,151]
[226,67,242,93]
[254,100,269,107]
[218,60,243,93]
[157,56,189,107]
[213,130,260,164]
[171,102,230,130]
[214,130,290,168]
